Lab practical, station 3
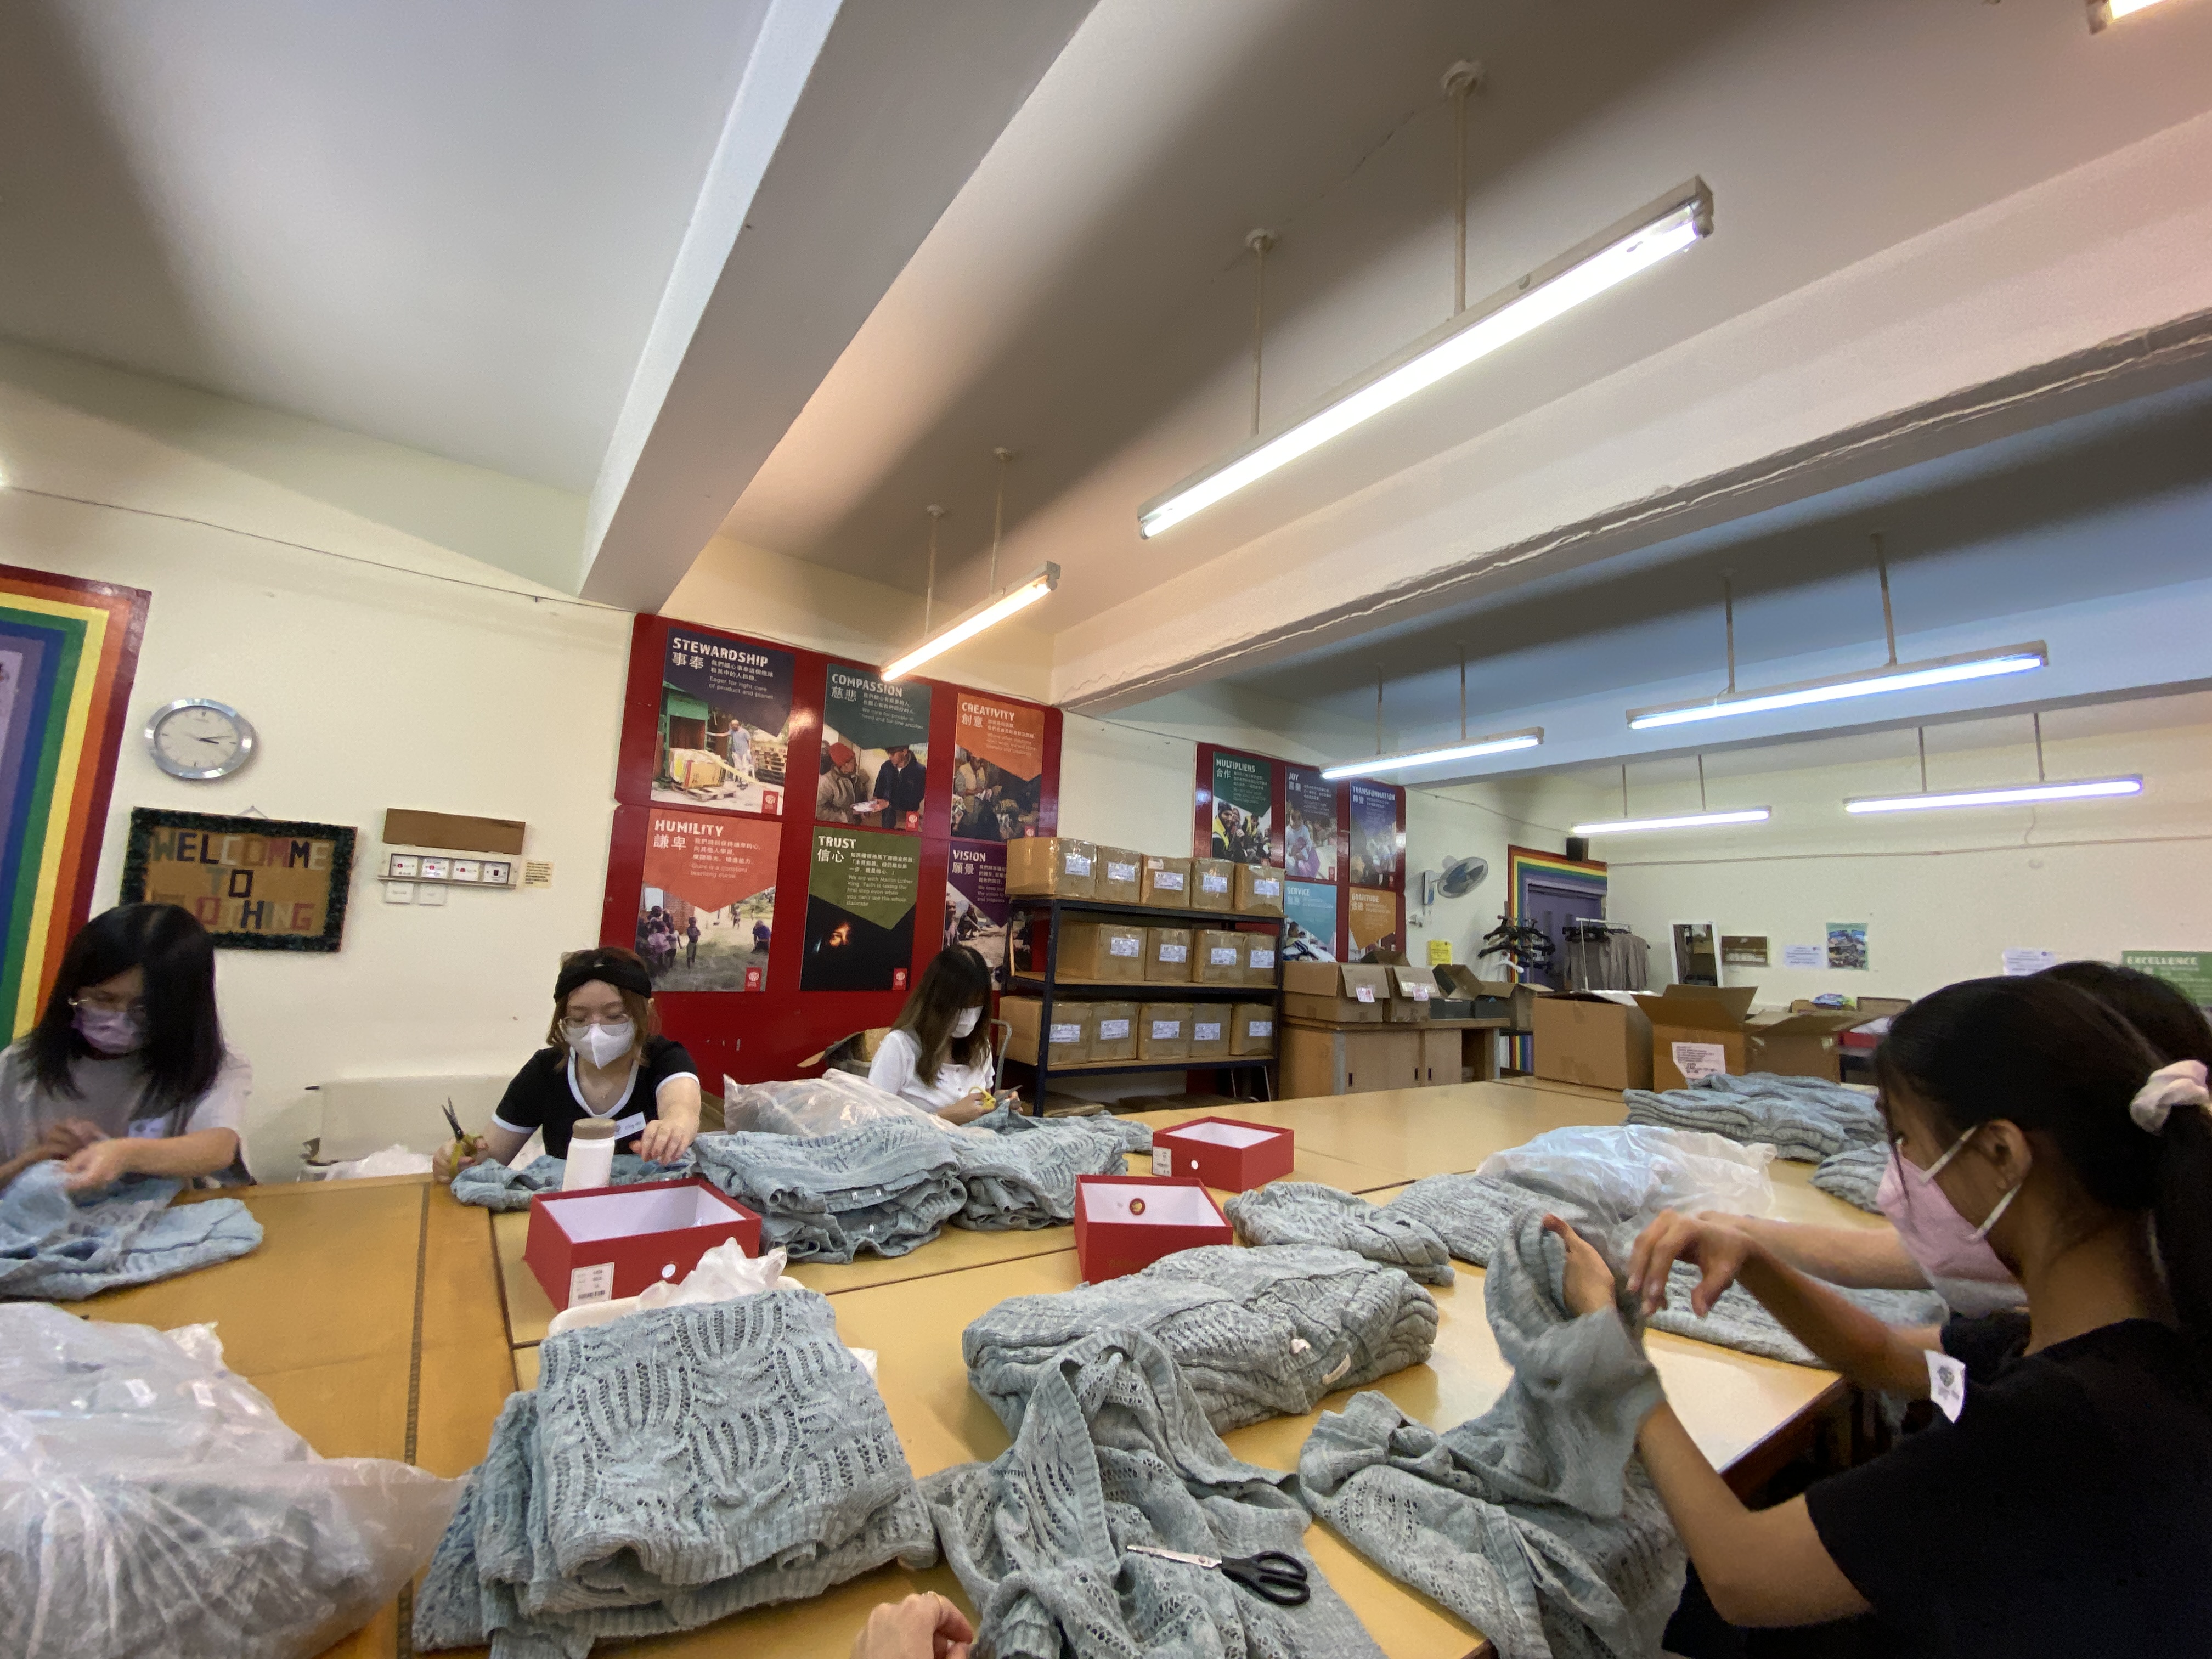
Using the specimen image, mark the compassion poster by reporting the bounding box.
[1283,765,1336,880]
[945,840,1010,981]
[1346,781,1401,888]
[1347,887,1400,957]
[653,630,794,816]
[952,693,1047,842]
[820,665,931,833]
[1284,879,1339,958]
[801,827,919,991]
[1209,752,1274,863]
[637,809,778,992]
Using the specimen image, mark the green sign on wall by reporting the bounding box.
[2122,951,2212,1008]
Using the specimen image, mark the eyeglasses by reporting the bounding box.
[71,993,145,1017]
[562,1014,631,1028]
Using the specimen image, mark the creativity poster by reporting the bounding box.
[945,840,1010,981]
[820,665,932,833]
[637,808,779,992]
[1283,765,1336,881]
[1347,887,1400,957]
[801,827,920,991]
[952,693,1046,842]
[1209,752,1274,863]
[1346,782,1401,888]
[653,630,794,816]
[1284,879,1339,958]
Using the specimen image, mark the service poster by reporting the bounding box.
[2123,950,2212,1007]
[1347,887,1399,957]
[1347,782,1401,888]
[1209,752,1273,863]
[801,827,920,991]
[1284,879,1340,958]
[945,840,1010,981]
[952,693,1046,842]
[1283,765,1336,880]
[654,631,794,816]
[637,809,778,992]
[820,665,932,833]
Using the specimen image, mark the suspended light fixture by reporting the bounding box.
[2090,0,2172,31]
[1843,715,2142,815]
[1137,177,1713,539]
[1574,758,1770,836]
[1628,539,2046,731]
[1323,649,1542,780]
[883,452,1056,681]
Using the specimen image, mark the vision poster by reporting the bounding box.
[945,840,1010,982]
[1209,752,1274,864]
[820,665,931,833]
[1347,887,1400,957]
[1284,879,1339,958]
[1346,782,1401,888]
[952,693,1046,842]
[637,808,778,991]
[1283,765,1336,881]
[654,630,794,816]
[801,827,920,991]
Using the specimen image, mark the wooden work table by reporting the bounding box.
[65,1080,1887,1659]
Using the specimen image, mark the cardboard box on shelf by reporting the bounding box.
[1434,964,1543,1027]
[1632,985,1758,1092]
[1141,855,1193,907]
[1187,1007,1232,1060]
[1089,1001,1139,1062]
[1231,1002,1276,1056]
[1190,857,1235,911]
[1150,1117,1295,1190]
[1383,964,1434,1024]
[1239,931,1278,987]
[1282,961,1389,1024]
[1532,994,1654,1091]
[1002,996,1091,1068]
[1138,1002,1193,1061]
[1743,1007,1867,1082]
[524,1179,762,1311]
[1006,837,1098,898]
[1056,921,1146,981]
[1075,1175,1231,1281]
[1096,846,1143,906]
[1280,1023,1420,1096]
[1235,864,1285,916]
[1144,926,1194,983]
[1196,928,1246,985]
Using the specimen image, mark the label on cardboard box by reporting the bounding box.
[1194,1020,1223,1041]
[1202,871,1229,893]
[1151,1147,1172,1177]
[1109,935,1141,957]
[1672,1041,1729,1083]
[1049,1023,1082,1043]
[1099,1019,1131,1040]
[1355,985,1375,1003]
[1065,852,1093,875]
[1107,860,1136,882]
[1251,948,1275,969]
[1249,1019,1273,1037]
[1156,871,1186,890]
[1210,947,1238,966]
[1255,877,1281,898]
[1150,1019,1182,1040]
[1410,984,1430,1001]
[1161,944,1188,962]
[568,1263,615,1306]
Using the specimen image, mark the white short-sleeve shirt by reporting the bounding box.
[866,1029,992,1114]
[0,1041,254,1181]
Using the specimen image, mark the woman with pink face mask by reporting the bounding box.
[1553,975,2212,1654]
[0,904,251,1192]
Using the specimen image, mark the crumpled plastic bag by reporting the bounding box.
[314,1143,433,1180]
[0,1303,459,1659]
[545,1237,803,1336]
[1475,1124,1776,1239]
[720,1070,989,1137]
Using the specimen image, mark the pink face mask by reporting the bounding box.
[1876,1124,2022,1294]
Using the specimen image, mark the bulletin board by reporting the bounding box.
[606,614,1063,1086]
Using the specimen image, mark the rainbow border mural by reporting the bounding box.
[0,563,150,1035]
[1505,844,1609,920]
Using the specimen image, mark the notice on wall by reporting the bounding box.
[1722,934,1769,967]
[1825,922,1870,971]
[1426,938,1454,967]
[2000,947,2057,977]
[1209,752,1274,864]
[1781,943,1825,969]
[820,665,932,833]
[1347,887,1398,957]
[945,840,1010,982]
[2122,950,2212,1008]
[1283,765,1336,880]
[639,809,778,991]
[1285,880,1339,957]
[952,694,1047,843]
[1346,782,1401,888]
[801,828,919,991]
[654,630,794,817]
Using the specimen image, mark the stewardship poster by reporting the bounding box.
[654,631,794,816]
[952,693,1046,842]
[944,840,1010,981]
[801,827,919,991]
[820,665,932,832]
[1283,765,1336,880]
[638,809,778,991]
[1210,752,1273,863]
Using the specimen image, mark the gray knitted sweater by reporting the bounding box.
[0,1162,262,1301]
[1808,1142,1887,1213]
[448,1153,684,1212]
[414,1291,935,1658]
[1225,1181,1455,1285]
[1300,1210,1684,1659]
[1623,1072,1884,1164]
[690,1124,967,1261]
[966,1243,1437,1436]
[947,1111,1135,1230]
[922,1327,1385,1659]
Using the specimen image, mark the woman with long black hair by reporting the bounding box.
[0,904,251,1191]
[867,945,996,1122]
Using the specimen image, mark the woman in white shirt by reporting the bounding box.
[868,946,996,1122]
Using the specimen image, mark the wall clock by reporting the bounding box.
[146,698,257,781]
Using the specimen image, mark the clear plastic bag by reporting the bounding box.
[720,1070,986,1137]
[1475,1124,1778,1235]
[0,1304,460,1659]
[545,1238,803,1336]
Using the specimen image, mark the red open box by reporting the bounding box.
[1074,1174,1232,1282]
[523,1177,762,1311]
[1149,1116,1296,1192]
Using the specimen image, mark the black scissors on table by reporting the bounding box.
[1125,1545,1311,1606]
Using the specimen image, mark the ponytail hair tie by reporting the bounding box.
[2130,1059,2210,1135]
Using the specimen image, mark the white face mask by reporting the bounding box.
[952,1006,981,1038]
[566,1019,636,1068]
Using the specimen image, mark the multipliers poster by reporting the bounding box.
[1210,752,1274,863]
[801,827,920,991]
[1346,781,1402,888]
[820,665,931,833]
[952,693,1047,842]
[637,809,778,992]
[1283,765,1336,881]
[945,840,1009,982]
[654,630,794,816]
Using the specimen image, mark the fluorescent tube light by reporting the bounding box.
[2090,0,2168,30]
[1571,809,1771,834]
[1321,728,1542,781]
[1626,644,2046,731]
[1137,179,1713,539]
[1844,777,2142,815]
[882,563,1058,681]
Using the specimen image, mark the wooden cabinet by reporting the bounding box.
[1282,1023,1421,1097]
[1417,1025,1460,1088]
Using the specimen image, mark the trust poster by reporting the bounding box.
[637,809,778,992]
[1209,752,1273,863]
[1346,782,1401,888]
[801,827,920,991]
[654,630,794,816]
[1284,879,1339,958]
[820,665,931,833]
[952,693,1046,842]
[1283,765,1336,881]
[945,840,1010,981]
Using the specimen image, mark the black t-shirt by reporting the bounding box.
[490,1037,697,1159]
[1804,1311,2212,1657]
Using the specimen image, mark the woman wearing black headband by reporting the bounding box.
[434,946,701,1178]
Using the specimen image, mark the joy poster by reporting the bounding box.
[1347,887,1400,957]
[1284,879,1339,958]
[638,809,778,991]
[801,827,920,991]
[1209,752,1274,864]
[952,693,1046,842]
[945,840,1010,982]
[654,630,794,816]
[1347,782,1401,888]
[820,665,931,833]
[1283,765,1336,881]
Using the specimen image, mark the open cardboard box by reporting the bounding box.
[1074,1174,1232,1280]
[1532,992,1654,1090]
[1283,960,1389,1024]
[1149,1115,1295,1190]
[1434,964,1544,1026]
[1633,984,1877,1088]
[524,1178,762,1311]
[1383,964,1434,1023]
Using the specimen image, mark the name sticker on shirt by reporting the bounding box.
[608,1111,647,1141]
[1925,1349,1967,1422]
[127,1117,170,1140]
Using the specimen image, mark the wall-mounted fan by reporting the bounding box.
[1438,854,1489,898]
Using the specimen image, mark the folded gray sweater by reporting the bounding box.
[946,1113,1133,1230]
[1225,1180,1455,1285]
[1623,1072,1885,1163]
[1300,1210,1684,1659]
[690,1124,967,1262]
[971,1103,1153,1154]
[965,1243,1437,1435]
[0,1163,262,1301]
[448,1153,684,1212]
[923,1327,1385,1659]
[1809,1142,1887,1214]
[415,1292,935,1658]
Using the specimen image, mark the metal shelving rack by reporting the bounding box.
[1001,893,1287,1111]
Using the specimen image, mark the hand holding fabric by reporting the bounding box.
[635,1116,697,1164]
[1542,1213,1620,1318]
[849,1593,973,1659]
[61,1136,137,1192]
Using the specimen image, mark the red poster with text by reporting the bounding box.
[638,809,779,992]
